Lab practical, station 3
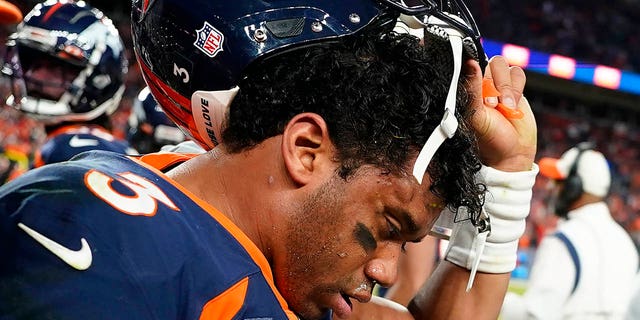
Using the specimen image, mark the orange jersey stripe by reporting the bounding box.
[199,277,248,320]
[136,153,199,171]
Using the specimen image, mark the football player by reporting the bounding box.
[127,86,187,154]
[0,1,537,319]
[501,144,639,319]
[1,0,134,168]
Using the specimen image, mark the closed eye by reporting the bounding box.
[385,217,407,253]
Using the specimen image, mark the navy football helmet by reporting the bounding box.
[131,0,486,151]
[2,0,128,125]
[127,86,186,154]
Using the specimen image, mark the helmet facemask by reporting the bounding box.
[17,44,83,100]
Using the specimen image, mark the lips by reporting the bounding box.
[328,282,375,318]
[330,292,353,319]
[341,292,353,309]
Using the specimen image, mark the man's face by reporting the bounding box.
[23,55,81,101]
[546,179,564,214]
[274,165,443,320]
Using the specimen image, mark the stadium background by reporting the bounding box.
[1,0,639,289]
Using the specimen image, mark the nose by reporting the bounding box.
[363,241,401,288]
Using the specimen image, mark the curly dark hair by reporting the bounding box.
[222,30,485,218]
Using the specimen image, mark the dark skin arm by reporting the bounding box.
[341,262,509,320]
[383,237,438,306]
[407,261,510,319]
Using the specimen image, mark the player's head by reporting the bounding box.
[132,0,486,199]
[2,0,128,126]
[127,86,186,154]
[132,0,486,318]
[539,142,611,217]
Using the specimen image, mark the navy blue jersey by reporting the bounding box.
[33,125,135,168]
[0,151,296,319]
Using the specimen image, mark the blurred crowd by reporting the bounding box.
[0,0,639,253]
[469,0,640,73]
[524,90,640,253]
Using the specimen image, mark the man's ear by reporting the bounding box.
[282,113,333,186]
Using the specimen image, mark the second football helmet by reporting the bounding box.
[2,0,128,125]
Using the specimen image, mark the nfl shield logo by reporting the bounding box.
[194,22,224,58]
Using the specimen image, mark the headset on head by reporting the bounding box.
[555,141,594,218]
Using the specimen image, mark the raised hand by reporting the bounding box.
[465,56,537,172]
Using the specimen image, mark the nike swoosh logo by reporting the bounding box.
[69,135,99,148]
[18,223,92,271]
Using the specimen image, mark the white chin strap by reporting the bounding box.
[412,34,463,184]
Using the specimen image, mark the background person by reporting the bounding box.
[501,142,639,319]
[127,86,186,154]
[0,0,23,184]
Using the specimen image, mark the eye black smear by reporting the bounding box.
[354,222,377,252]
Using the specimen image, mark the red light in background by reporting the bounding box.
[502,44,530,68]
[548,55,576,79]
[593,65,622,89]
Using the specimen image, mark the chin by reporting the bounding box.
[295,310,332,320]
[285,296,331,320]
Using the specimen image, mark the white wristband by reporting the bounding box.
[445,164,539,276]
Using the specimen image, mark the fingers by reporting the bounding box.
[511,96,535,133]
[481,78,500,107]
[480,56,526,120]
[509,66,526,99]
[507,66,526,119]
[469,55,537,171]
[484,56,525,110]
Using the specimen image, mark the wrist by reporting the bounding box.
[482,154,535,172]
[444,164,539,274]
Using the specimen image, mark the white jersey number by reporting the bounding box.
[85,169,180,216]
